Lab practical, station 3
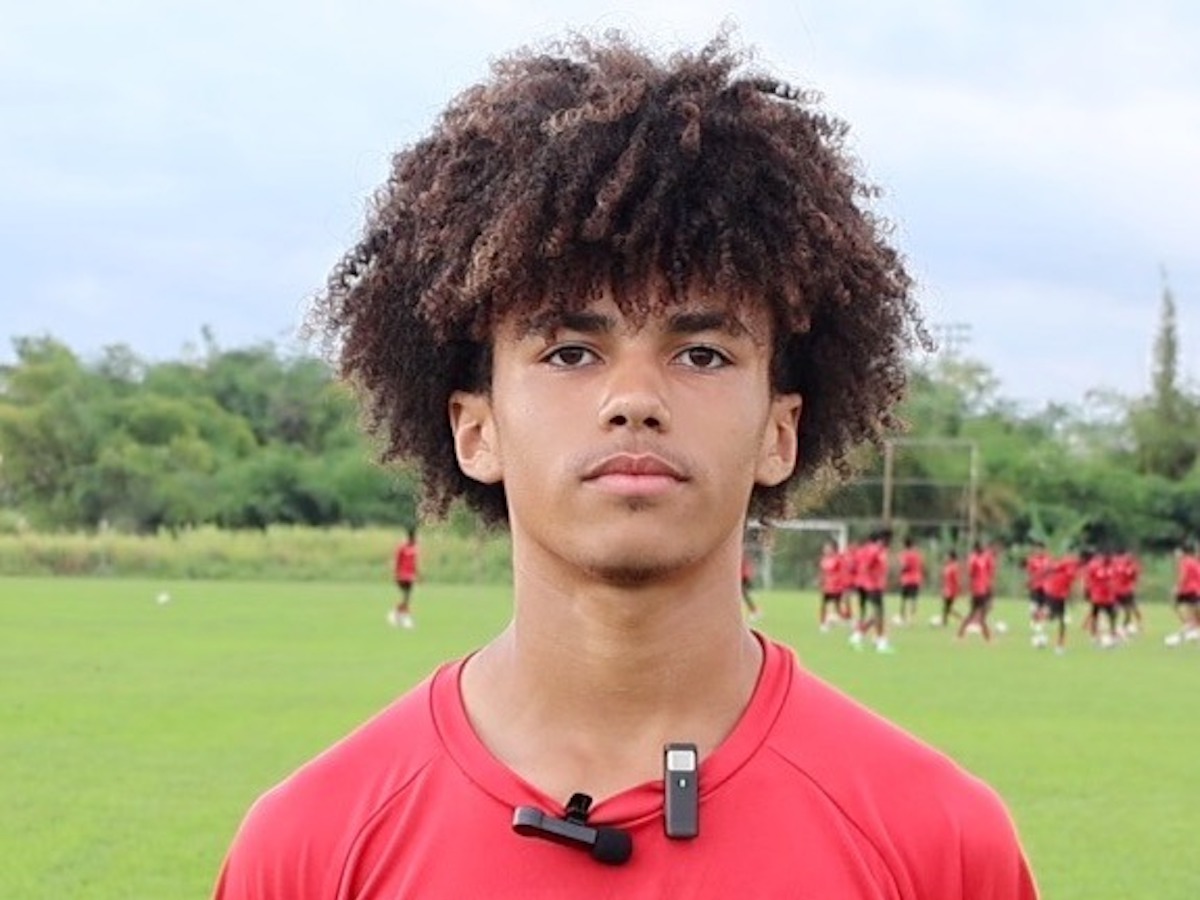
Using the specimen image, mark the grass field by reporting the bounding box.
[2,576,1197,899]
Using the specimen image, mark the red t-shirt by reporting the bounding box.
[1083,557,1115,606]
[899,549,924,588]
[967,551,993,598]
[819,552,847,595]
[1109,554,1139,596]
[1042,557,1078,601]
[941,561,961,600]
[1176,553,1200,595]
[394,543,418,582]
[213,639,1037,899]
[1025,552,1050,591]
[860,542,889,593]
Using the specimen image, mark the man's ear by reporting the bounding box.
[448,391,503,485]
[755,392,802,487]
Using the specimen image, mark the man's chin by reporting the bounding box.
[583,561,674,588]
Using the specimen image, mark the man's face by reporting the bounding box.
[449,290,801,586]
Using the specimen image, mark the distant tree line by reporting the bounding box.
[2,284,1197,549]
[0,330,418,533]
[816,281,1200,551]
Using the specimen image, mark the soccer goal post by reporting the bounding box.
[747,518,848,590]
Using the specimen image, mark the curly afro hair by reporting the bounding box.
[309,31,925,527]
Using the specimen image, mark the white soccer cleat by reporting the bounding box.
[400,613,415,630]
[1164,633,1183,647]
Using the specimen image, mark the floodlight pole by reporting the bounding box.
[882,440,895,529]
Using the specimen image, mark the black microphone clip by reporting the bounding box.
[512,793,633,865]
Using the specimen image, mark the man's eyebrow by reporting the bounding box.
[666,310,751,336]
[521,310,615,337]
[518,308,750,338]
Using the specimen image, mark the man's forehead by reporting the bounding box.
[508,295,771,339]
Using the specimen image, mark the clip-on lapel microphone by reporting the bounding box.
[513,793,633,865]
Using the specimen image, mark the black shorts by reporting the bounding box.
[969,594,990,613]
[1116,593,1135,607]
[1176,593,1200,606]
[900,584,919,599]
[1029,589,1047,608]
[1046,598,1066,620]
[866,590,884,609]
[821,592,842,604]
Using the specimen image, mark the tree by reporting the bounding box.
[1129,276,1199,479]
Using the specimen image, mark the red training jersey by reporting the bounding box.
[394,542,418,582]
[213,638,1038,899]
[1042,556,1079,601]
[1083,557,1115,606]
[860,541,889,592]
[819,551,847,595]
[968,550,994,598]
[1176,553,1200,595]
[1025,551,1050,591]
[1109,553,1139,596]
[941,560,962,600]
[899,548,924,588]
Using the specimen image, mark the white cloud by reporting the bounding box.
[2,0,1198,406]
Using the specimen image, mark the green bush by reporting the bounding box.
[0,525,512,584]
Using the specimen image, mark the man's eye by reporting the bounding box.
[545,345,597,367]
[677,346,730,369]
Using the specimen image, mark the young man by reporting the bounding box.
[897,536,925,625]
[958,540,995,642]
[817,538,848,630]
[388,527,419,628]
[1081,550,1119,647]
[937,548,963,627]
[1166,541,1200,646]
[1110,547,1142,636]
[849,530,894,653]
[213,34,1036,898]
[1038,551,1079,653]
[1024,541,1050,633]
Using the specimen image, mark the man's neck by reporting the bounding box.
[459,541,762,804]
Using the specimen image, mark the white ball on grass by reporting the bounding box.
[156,591,172,605]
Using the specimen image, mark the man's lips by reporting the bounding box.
[582,453,688,481]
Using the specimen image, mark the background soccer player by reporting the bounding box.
[388,527,420,629]
[938,548,963,627]
[897,536,925,626]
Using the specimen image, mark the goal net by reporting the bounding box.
[747,519,848,591]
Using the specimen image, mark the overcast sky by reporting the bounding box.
[3,0,1197,409]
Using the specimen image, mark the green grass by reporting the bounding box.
[2,577,1196,898]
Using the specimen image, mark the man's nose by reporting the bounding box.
[596,357,671,431]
